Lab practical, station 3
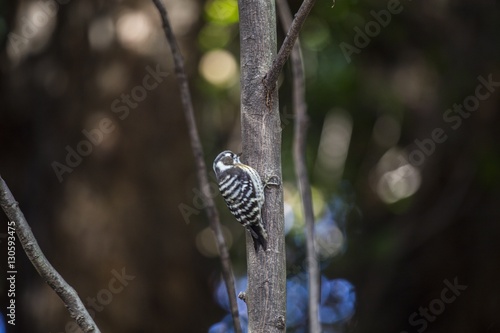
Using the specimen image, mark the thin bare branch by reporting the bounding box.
[0,175,101,333]
[263,0,316,93]
[276,0,320,332]
[150,1,242,332]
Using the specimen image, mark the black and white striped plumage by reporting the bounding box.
[213,150,267,251]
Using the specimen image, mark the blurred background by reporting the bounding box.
[1,0,499,332]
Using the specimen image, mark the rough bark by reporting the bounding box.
[238,0,287,332]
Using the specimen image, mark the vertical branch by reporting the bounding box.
[238,0,286,332]
[150,1,242,333]
[276,0,320,332]
[0,175,101,333]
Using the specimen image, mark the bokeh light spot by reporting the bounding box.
[377,164,421,204]
[284,201,295,235]
[315,109,353,186]
[199,49,238,87]
[315,223,344,259]
[372,148,422,204]
[7,2,57,63]
[205,0,239,25]
[116,10,153,52]
[165,0,200,36]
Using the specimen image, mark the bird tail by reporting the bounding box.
[248,223,267,252]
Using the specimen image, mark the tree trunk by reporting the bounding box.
[238,0,286,332]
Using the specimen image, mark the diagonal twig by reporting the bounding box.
[0,175,101,333]
[150,1,242,332]
[263,0,316,93]
[276,0,320,331]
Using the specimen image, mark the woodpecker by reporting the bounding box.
[213,150,267,251]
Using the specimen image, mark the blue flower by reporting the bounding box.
[208,319,231,333]
[211,277,249,332]
[0,312,5,333]
[319,278,356,324]
[208,313,248,333]
[286,274,309,328]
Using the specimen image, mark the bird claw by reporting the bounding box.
[264,175,281,188]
